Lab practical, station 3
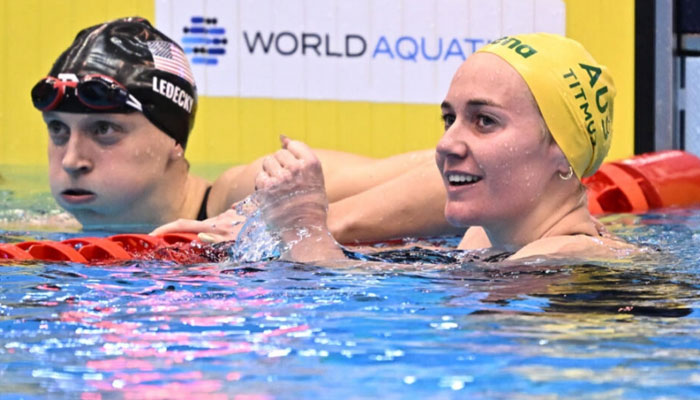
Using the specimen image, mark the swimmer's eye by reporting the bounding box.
[474,114,498,131]
[441,113,456,130]
[93,121,116,136]
[46,120,69,145]
[89,120,123,144]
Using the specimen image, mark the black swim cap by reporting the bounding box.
[39,17,197,148]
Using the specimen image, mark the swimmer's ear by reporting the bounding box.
[547,140,571,176]
[168,141,185,161]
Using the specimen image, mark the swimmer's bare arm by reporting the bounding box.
[179,147,458,243]
[327,158,463,243]
[206,148,437,214]
[152,149,386,239]
[204,150,374,216]
[322,149,437,202]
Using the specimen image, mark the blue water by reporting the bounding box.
[2,171,700,398]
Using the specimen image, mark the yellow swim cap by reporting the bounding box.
[477,33,616,178]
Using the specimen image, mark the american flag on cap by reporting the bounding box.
[147,41,195,86]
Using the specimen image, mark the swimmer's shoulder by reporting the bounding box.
[458,226,491,249]
[510,234,640,260]
[459,224,641,260]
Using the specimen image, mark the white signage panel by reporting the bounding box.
[155,0,565,103]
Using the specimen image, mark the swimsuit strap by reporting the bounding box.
[196,186,212,221]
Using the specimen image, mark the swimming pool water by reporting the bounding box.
[2,168,700,399]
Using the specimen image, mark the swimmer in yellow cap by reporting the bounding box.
[254,33,636,262]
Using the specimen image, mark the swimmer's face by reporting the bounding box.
[436,53,566,229]
[44,111,180,228]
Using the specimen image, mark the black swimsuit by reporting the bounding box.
[196,186,212,221]
[342,246,513,264]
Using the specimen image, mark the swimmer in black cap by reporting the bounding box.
[30,17,213,231]
[33,17,458,238]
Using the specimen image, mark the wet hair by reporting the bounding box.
[39,17,197,148]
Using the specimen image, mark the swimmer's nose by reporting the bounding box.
[436,125,469,159]
[61,135,93,175]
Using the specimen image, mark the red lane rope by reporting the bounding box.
[0,233,205,263]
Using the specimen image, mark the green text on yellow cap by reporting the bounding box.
[477,33,616,178]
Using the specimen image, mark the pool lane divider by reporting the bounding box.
[583,150,700,214]
[3,150,700,263]
[0,233,205,263]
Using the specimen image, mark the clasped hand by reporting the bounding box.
[151,136,330,244]
[255,136,330,238]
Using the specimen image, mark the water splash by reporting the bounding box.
[226,194,281,262]
[226,186,332,262]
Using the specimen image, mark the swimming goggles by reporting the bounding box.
[31,74,142,112]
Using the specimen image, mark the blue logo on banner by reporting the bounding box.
[182,16,227,66]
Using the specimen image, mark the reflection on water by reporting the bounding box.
[2,255,699,399]
[2,170,700,398]
[0,165,80,239]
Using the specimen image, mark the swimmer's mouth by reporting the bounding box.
[446,173,482,186]
[61,188,96,203]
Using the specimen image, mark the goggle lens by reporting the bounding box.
[31,75,133,112]
[77,77,129,109]
[31,78,63,111]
